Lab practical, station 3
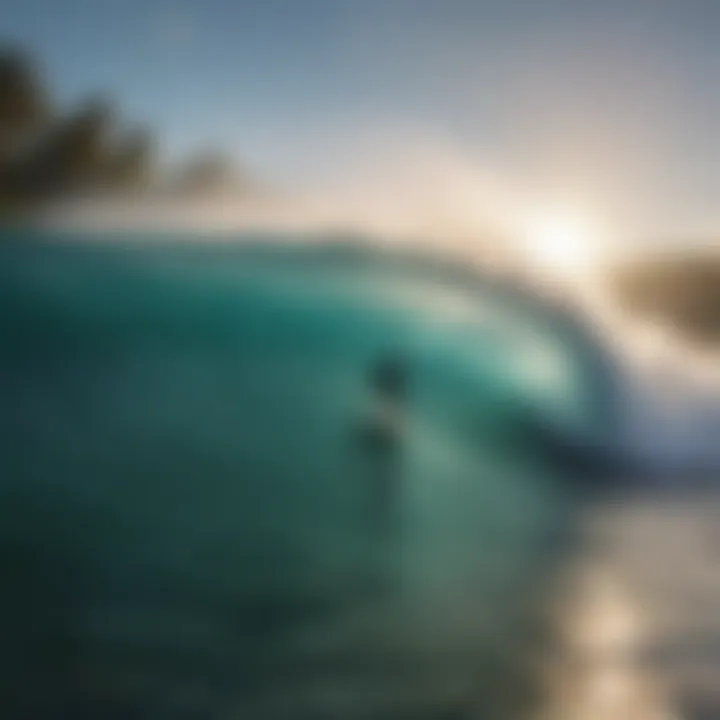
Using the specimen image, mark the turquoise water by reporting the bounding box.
[0,233,604,718]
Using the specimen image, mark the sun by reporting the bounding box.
[521,207,601,272]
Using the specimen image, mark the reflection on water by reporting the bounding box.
[540,486,720,720]
[540,562,672,720]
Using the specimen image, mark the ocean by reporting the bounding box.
[0,231,618,718]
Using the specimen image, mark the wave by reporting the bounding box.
[6,229,720,715]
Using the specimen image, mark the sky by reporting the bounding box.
[4,0,720,248]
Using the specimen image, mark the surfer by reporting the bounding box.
[356,353,409,526]
[360,354,408,455]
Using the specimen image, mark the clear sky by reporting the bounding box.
[3,0,720,244]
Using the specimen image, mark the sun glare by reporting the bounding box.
[521,207,601,273]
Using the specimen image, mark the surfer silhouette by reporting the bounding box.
[360,354,407,451]
[357,353,408,526]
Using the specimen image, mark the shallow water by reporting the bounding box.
[0,233,603,718]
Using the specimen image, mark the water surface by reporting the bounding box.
[0,232,602,718]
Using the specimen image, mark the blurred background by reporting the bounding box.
[1,1,720,718]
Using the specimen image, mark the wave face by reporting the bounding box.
[0,232,608,717]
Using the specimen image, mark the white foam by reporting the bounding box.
[576,281,720,473]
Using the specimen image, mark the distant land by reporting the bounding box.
[0,47,256,220]
[608,252,720,347]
